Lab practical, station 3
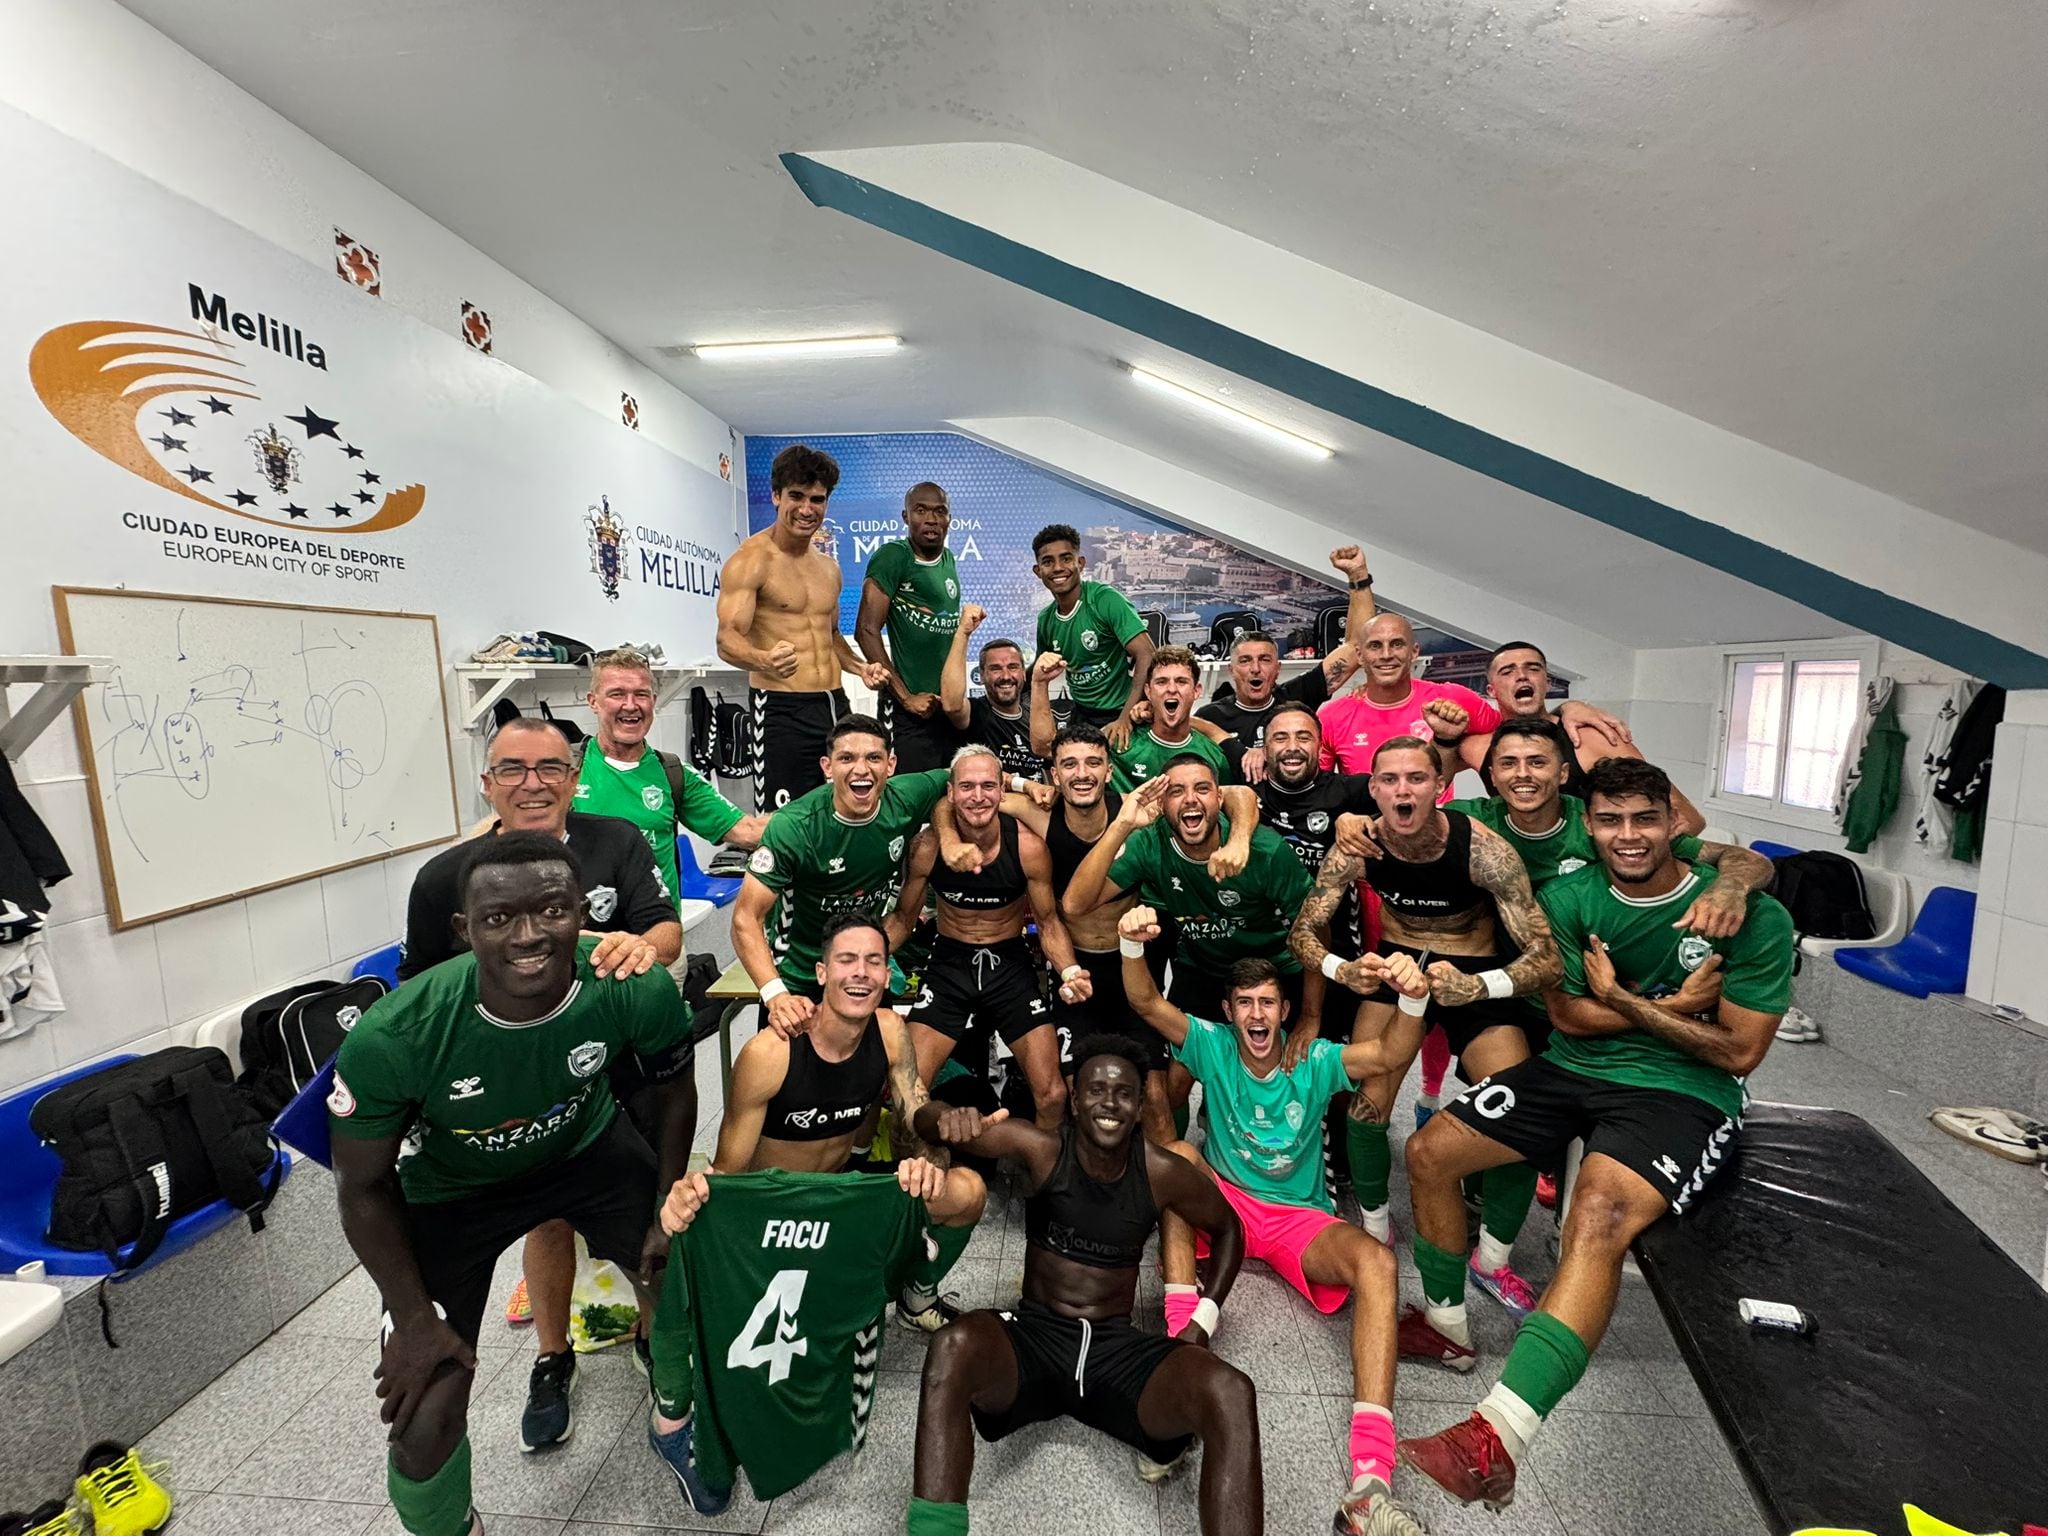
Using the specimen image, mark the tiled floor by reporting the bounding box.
[134,1037,2045,1536]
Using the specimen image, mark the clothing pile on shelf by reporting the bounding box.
[0,751,69,1041]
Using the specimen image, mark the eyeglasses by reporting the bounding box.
[487,759,574,786]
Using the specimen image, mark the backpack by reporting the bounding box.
[688,686,716,774]
[1207,609,1260,658]
[716,695,755,778]
[237,977,388,1118]
[1316,599,1349,657]
[1768,851,1877,943]
[31,1046,281,1275]
[1138,609,1170,648]
[538,699,586,746]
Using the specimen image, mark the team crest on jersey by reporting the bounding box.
[1678,935,1714,971]
[1285,1101,1305,1129]
[641,785,664,811]
[1080,629,1102,652]
[1217,889,1242,908]
[587,884,617,922]
[750,847,776,875]
[888,835,905,860]
[944,577,958,599]
[336,1005,362,1031]
[1557,857,1588,876]
[327,1072,356,1117]
[1307,812,1330,834]
[567,1040,608,1079]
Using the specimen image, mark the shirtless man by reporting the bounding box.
[1290,738,1562,1335]
[889,746,1086,1132]
[716,442,891,810]
[1467,640,1705,833]
[930,722,1258,1143]
[907,1038,1260,1536]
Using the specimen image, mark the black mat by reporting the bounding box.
[1631,1101,2047,1534]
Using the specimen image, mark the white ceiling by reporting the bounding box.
[116,0,2044,650]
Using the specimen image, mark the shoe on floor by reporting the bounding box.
[1930,1106,2048,1163]
[647,1409,733,1515]
[74,1444,171,1536]
[0,1503,83,1536]
[1775,1006,1823,1044]
[503,1276,532,1327]
[1468,1255,1539,1323]
[1134,1445,1189,1485]
[520,1351,576,1452]
[1399,1411,1517,1510]
[1333,1477,1430,1535]
[1396,1305,1477,1373]
[895,1290,963,1333]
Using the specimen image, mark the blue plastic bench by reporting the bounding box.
[676,837,742,907]
[1833,886,1975,998]
[1749,839,1803,862]
[350,942,403,990]
[0,1056,291,1276]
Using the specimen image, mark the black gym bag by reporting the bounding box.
[31,1046,281,1276]
[1768,850,1877,944]
[688,686,716,775]
[236,977,388,1118]
[715,694,755,778]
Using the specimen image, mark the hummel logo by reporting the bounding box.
[449,1077,484,1100]
[1171,876,1184,892]
[1654,1155,1683,1182]
[828,856,846,874]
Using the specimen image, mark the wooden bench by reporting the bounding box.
[703,961,760,1103]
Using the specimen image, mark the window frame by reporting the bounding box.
[1705,638,1879,834]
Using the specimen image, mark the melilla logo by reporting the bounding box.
[28,283,425,536]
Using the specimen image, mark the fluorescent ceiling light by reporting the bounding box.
[1126,365,1334,460]
[691,335,902,361]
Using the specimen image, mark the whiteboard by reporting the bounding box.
[55,588,460,928]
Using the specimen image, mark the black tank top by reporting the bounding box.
[1045,792,1120,894]
[761,1026,889,1142]
[1370,809,1488,920]
[1024,1125,1158,1269]
[930,812,1029,910]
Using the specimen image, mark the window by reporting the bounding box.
[1715,645,1872,824]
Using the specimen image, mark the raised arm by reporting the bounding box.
[939,604,985,730]
[1321,638,1361,694]
[732,873,815,1036]
[714,545,795,678]
[886,830,939,953]
[1207,785,1262,880]
[1029,652,1065,758]
[1329,545,1376,653]
[1425,821,1561,1004]
[1676,844,1773,938]
[1116,904,1192,1045]
[1063,777,1163,919]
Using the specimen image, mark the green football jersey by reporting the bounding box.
[1036,581,1147,711]
[1450,794,1702,891]
[1108,726,1236,796]
[1108,818,1311,975]
[657,1170,929,1498]
[1172,1016,1353,1212]
[1540,864,1794,1118]
[863,540,961,694]
[328,937,691,1202]
[746,769,950,988]
[575,748,743,904]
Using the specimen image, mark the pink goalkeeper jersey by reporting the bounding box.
[1317,681,1501,802]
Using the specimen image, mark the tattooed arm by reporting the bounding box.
[1581,939,1776,1075]
[1674,843,1773,940]
[881,1010,945,1166]
[1287,847,1381,997]
[1428,821,1562,1005]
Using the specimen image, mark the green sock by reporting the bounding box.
[1498,1310,1591,1418]
[648,1284,695,1420]
[906,1219,975,1301]
[388,1437,473,1536]
[907,1495,970,1535]
[1461,1172,1484,1206]
[1482,1164,1539,1247]
[1347,1118,1390,1209]
[1412,1233,1468,1308]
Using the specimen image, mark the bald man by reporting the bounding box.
[1317,614,1502,805]
[857,481,965,772]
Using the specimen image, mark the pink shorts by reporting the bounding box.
[1193,1177,1350,1313]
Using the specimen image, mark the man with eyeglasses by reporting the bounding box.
[397,716,688,1458]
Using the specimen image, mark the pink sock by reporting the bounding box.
[1348,1403,1396,1487]
[1164,1285,1199,1337]
[1420,1025,1451,1099]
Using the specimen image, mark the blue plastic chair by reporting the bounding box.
[1834,887,1975,998]
[675,837,742,907]
[350,942,403,991]
[0,1056,291,1276]
[1750,839,1803,862]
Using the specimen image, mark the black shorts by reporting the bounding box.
[1442,1055,1740,1215]
[1064,701,1125,732]
[398,1114,656,1346]
[1055,947,1172,1074]
[884,697,964,775]
[1167,962,1304,1032]
[750,687,850,812]
[902,935,1053,1047]
[1366,943,1535,1060]
[972,1300,1193,1464]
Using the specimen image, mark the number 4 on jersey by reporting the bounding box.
[727,1268,810,1384]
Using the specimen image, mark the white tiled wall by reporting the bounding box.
[1971,695,2048,1016]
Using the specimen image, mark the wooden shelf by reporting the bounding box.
[0,656,113,759]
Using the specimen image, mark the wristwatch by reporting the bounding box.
[1349,574,1375,591]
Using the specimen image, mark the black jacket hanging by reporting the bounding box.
[1931,683,2004,813]
[0,752,69,945]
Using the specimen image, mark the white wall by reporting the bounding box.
[0,2,739,1097]
[1629,642,1984,902]
[1970,691,2048,1020]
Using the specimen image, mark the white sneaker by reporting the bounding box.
[1774,1007,1822,1043]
